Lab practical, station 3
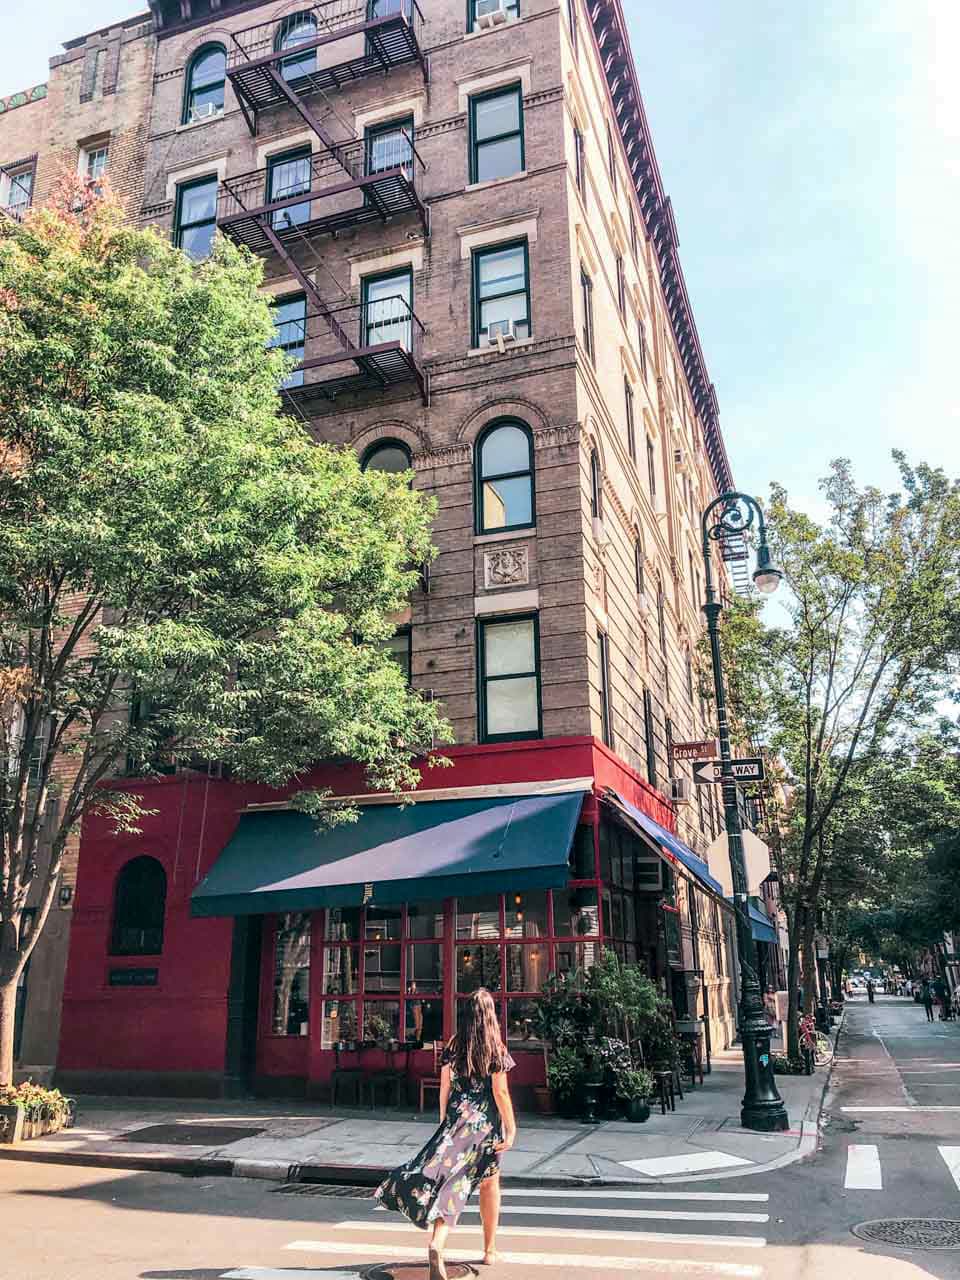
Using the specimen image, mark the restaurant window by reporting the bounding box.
[268,146,311,230]
[276,11,318,81]
[597,630,613,748]
[173,175,217,260]
[477,614,541,742]
[362,438,412,474]
[183,43,225,123]
[269,292,306,389]
[456,892,550,1048]
[469,85,523,184]
[580,267,595,361]
[110,856,166,956]
[475,418,534,533]
[271,912,310,1035]
[573,125,586,203]
[472,240,530,346]
[624,378,636,460]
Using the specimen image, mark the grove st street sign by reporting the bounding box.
[671,738,719,761]
[692,757,765,785]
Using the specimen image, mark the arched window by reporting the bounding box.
[590,448,602,519]
[361,439,412,474]
[685,650,695,702]
[183,44,225,124]
[634,533,645,596]
[475,419,534,533]
[656,575,667,653]
[111,856,167,956]
[276,12,318,81]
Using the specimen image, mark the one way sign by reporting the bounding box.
[693,757,765,785]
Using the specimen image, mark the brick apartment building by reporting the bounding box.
[3,0,778,1098]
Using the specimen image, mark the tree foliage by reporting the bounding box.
[0,188,449,1081]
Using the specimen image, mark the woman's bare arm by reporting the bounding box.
[439,1063,452,1122]
[491,1069,516,1152]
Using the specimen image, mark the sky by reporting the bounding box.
[2,2,957,517]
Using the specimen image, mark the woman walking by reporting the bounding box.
[375,988,517,1280]
[921,978,936,1023]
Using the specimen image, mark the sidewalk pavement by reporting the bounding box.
[0,1043,834,1187]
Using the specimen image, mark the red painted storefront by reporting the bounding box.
[58,737,681,1099]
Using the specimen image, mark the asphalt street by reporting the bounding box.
[1,995,958,1280]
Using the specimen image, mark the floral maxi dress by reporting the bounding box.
[375,1050,516,1228]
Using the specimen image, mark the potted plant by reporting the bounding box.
[615,1066,654,1122]
[545,1044,584,1119]
[363,1011,393,1047]
[580,1055,604,1124]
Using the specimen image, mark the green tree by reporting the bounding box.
[717,459,960,1056]
[0,190,449,1084]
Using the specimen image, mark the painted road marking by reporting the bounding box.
[842,1106,960,1112]
[621,1151,753,1176]
[459,1204,768,1224]
[223,1272,354,1280]
[844,1145,882,1190]
[499,1188,769,1202]
[284,1240,764,1275]
[939,1146,960,1191]
[324,1221,768,1247]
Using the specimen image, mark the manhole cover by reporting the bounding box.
[852,1219,960,1251]
[364,1265,475,1280]
[274,1183,376,1197]
[122,1124,264,1145]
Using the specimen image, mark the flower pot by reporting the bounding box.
[580,1080,603,1124]
[624,1097,651,1123]
[532,1085,556,1116]
[556,1090,579,1119]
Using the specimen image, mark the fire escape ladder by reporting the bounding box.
[262,65,353,179]
[258,220,355,356]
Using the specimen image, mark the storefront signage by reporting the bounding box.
[672,739,719,761]
[693,757,765,785]
[108,968,159,987]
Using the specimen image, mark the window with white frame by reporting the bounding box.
[81,144,108,182]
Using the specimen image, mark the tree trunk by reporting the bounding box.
[786,925,802,1061]
[0,973,19,1088]
[802,907,818,1015]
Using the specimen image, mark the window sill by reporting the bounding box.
[464,15,520,40]
[465,171,527,194]
[466,336,535,358]
[473,529,535,545]
[176,111,225,133]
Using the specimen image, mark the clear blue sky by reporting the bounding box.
[4,2,957,513]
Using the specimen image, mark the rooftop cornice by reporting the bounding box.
[587,0,734,495]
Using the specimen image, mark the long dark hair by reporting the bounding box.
[452,988,505,1079]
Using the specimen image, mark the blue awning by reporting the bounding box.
[748,899,777,945]
[603,789,726,898]
[191,791,585,918]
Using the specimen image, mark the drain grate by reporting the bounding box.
[852,1219,960,1251]
[273,1182,376,1197]
[364,1264,475,1280]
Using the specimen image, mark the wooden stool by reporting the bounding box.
[330,1047,364,1108]
[654,1069,675,1114]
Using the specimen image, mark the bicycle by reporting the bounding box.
[799,1014,833,1070]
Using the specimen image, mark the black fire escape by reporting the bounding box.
[218,0,429,407]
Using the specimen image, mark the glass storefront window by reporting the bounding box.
[271,912,311,1036]
[364,943,402,992]
[456,894,501,939]
[569,823,596,879]
[321,998,358,1049]
[506,942,549,992]
[457,943,502,992]
[406,942,443,994]
[323,946,359,995]
[610,893,625,939]
[599,821,611,881]
[507,997,544,1048]
[503,890,548,938]
[406,900,446,939]
[405,997,442,1045]
[325,906,362,941]
[363,1000,400,1043]
[552,887,599,937]
[556,938,599,975]
[365,906,402,940]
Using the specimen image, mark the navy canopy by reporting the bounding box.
[747,899,778,945]
[191,791,584,918]
[604,789,726,898]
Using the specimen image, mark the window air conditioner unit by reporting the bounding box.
[487,318,517,351]
[592,514,606,545]
[671,776,692,805]
[476,0,509,28]
[674,447,689,472]
[637,590,651,615]
[190,102,220,122]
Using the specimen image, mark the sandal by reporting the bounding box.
[428,1247,448,1280]
[480,1251,499,1266]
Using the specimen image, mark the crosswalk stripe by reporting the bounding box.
[844,1144,882,1190]
[460,1204,769,1224]
[315,1222,768,1249]
[284,1240,764,1275]
[939,1146,960,1191]
[499,1189,770,1202]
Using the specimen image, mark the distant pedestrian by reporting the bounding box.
[866,979,875,1004]
[934,977,951,1021]
[921,979,935,1022]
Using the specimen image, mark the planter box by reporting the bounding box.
[0,1105,69,1145]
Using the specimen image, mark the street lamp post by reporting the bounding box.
[701,491,789,1132]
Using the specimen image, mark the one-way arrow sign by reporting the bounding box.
[693,757,765,785]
